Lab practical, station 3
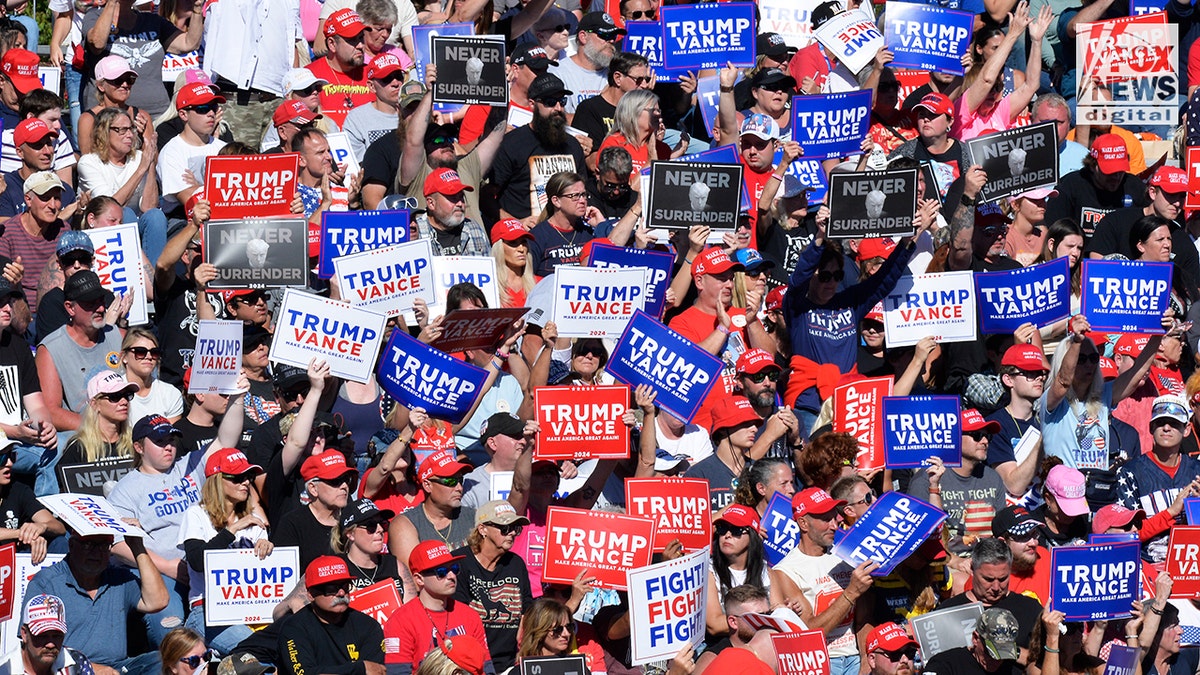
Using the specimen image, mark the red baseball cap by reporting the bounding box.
[424,168,474,197]
[272,100,319,128]
[1090,134,1130,174]
[305,555,355,588]
[864,303,884,324]
[1001,344,1049,371]
[1150,166,1189,193]
[1115,333,1151,358]
[867,622,918,653]
[1091,504,1145,534]
[766,286,785,312]
[418,449,472,483]
[691,246,742,278]
[324,8,366,38]
[490,218,532,244]
[913,92,952,118]
[443,636,487,675]
[204,448,263,478]
[368,53,405,80]
[1099,356,1118,380]
[300,449,354,482]
[735,349,779,375]
[709,397,762,435]
[14,119,54,148]
[408,540,465,574]
[1,49,40,94]
[792,487,846,517]
[962,408,1001,434]
[175,82,226,110]
[858,237,896,261]
[716,504,761,530]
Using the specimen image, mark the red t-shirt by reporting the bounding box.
[383,598,492,668]
[306,58,375,128]
[741,160,774,249]
[668,305,749,430]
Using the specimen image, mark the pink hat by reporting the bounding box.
[95,55,136,82]
[1045,465,1089,517]
[87,371,139,400]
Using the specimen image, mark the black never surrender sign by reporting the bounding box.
[827,168,918,239]
[965,121,1058,203]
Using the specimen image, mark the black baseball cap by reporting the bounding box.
[64,270,108,304]
[511,43,558,71]
[528,73,572,101]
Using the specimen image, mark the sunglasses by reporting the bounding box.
[1016,369,1047,379]
[628,9,655,18]
[875,649,917,662]
[125,346,163,359]
[541,23,571,32]
[550,621,578,636]
[427,135,456,147]
[759,83,791,92]
[536,96,568,109]
[234,293,268,305]
[0,450,14,465]
[187,103,220,115]
[861,321,884,333]
[424,563,460,578]
[745,370,780,384]
[108,124,134,135]
[429,475,461,487]
[624,75,652,86]
[280,386,310,402]
[715,522,750,537]
[107,74,137,87]
[1078,352,1100,364]
[816,269,845,283]
[488,522,523,536]
[964,430,989,441]
[312,581,351,596]
[318,475,353,487]
[179,651,216,669]
[574,348,603,358]
[357,520,387,533]
[222,472,254,484]
[60,253,93,268]
[296,84,324,97]
[98,392,132,403]
[983,224,1009,236]
[600,180,629,193]
[846,491,876,507]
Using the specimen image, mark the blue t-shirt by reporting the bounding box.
[0,169,77,218]
[26,562,143,666]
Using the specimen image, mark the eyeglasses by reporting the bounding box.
[97,392,132,403]
[222,472,254,484]
[715,522,750,537]
[488,522,524,536]
[846,491,876,508]
[296,84,324,97]
[125,346,163,359]
[429,475,461,487]
[357,520,387,533]
[312,581,351,596]
[964,430,989,441]
[536,96,568,109]
[745,370,780,384]
[549,621,578,636]
[179,651,217,669]
[874,649,917,662]
[424,563,460,578]
[558,191,589,202]
[60,253,93,268]
[1016,369,1047,380]
[816,269,845,283]
[628,9,655,19]
[1078,352,1100,364]
[108,125,134,135]
[186,103,220,115]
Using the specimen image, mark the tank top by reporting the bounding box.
[404,504,477,551]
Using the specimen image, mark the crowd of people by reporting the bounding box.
[0,0,1191,674]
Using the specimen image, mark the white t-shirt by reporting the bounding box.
[129,380,186,423]
[550,57,606,114]
[177,503,269,604]
[773,547,858,657]
[78,150,149,205]
[157,135,226,213]
[655,422,715,465]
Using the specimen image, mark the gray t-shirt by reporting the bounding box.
[38,325,124,414]
[108,451,207,560]
[907,463,1007,555]
[343,105,398,162]
[81,8,177,116]
[461,464,492,509]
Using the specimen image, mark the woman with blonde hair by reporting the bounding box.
[122,329,184,423]
[178,447,272,654]
[415,636,488,675]
[597,89,672,176]
[489,219,536,309]
[77,55,153,155]
[330,497,400,593]
[58,371,139,471]
[159,626,210,675]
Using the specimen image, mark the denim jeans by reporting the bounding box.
[184,601,255,656]
[10,440,61,497]
[124,207,168,269]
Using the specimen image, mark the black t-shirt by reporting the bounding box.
[528,220,594,277]
[760,214,818,288]
[573,94,617,152]
[174,416,226,458]
[154,272,223,388]
[0,482,46,532]
[271,505,334,570]
[938,592,1041,675]
[1030,504,1089,548]
[59,438,118,467]
[452,547,533,673]
[684,455,737,511]
[277,605,384,675]
[339,554,401,595]
[489,125,588,220]
[362,133,401,191]
[985,409,1038,468]
[923,646,1003,675]
[34,289,68,344]
[1043,168,1146,240]
[1087,207,1200,284]
[0,329,39,425]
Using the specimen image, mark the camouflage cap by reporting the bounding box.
[977,608,1019,661]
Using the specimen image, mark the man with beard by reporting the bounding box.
[990,506,1051,605]
[1086,167,1199,276]
[1044,134,1147,239]
[3,595,94,675]
[551,12,625,116]
[735,349,799,461]
[415,169,491,256]
[279,556,385,675]
[35,270,124,434]
[490,73,588,225]
[361,66,503,222]
[384,541,494,675]
[986,345,1048,501]
[452,501,532,673]
[305,9,374,128]
[865,623,918,675]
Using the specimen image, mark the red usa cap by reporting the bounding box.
[766,286,785,312]
[272,100,319,127]
[14,118,53,147]
[1001,344,1049,371]
[913,92,952,118]
[300,449,353,481]
[424,168,474,197]
[736,349,779,375]
[1090,134,1130,174]
[691,246,742,278]
[324,8,366,38]
[867,622,917,653]
[1150,166,1189,193]
[962,408,1000,433]
[368,52,405,80]
[857,237,896,261]
[716,504,760,530]
[305,555,354,588]
[490,218,532,244]
[408,540,465,574]
[418,449,472,483]
[175,81,225,109]
[1115,333,1151,357]
[0,49,39,94]
[791,487,845,517]
[710,397,763,435]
